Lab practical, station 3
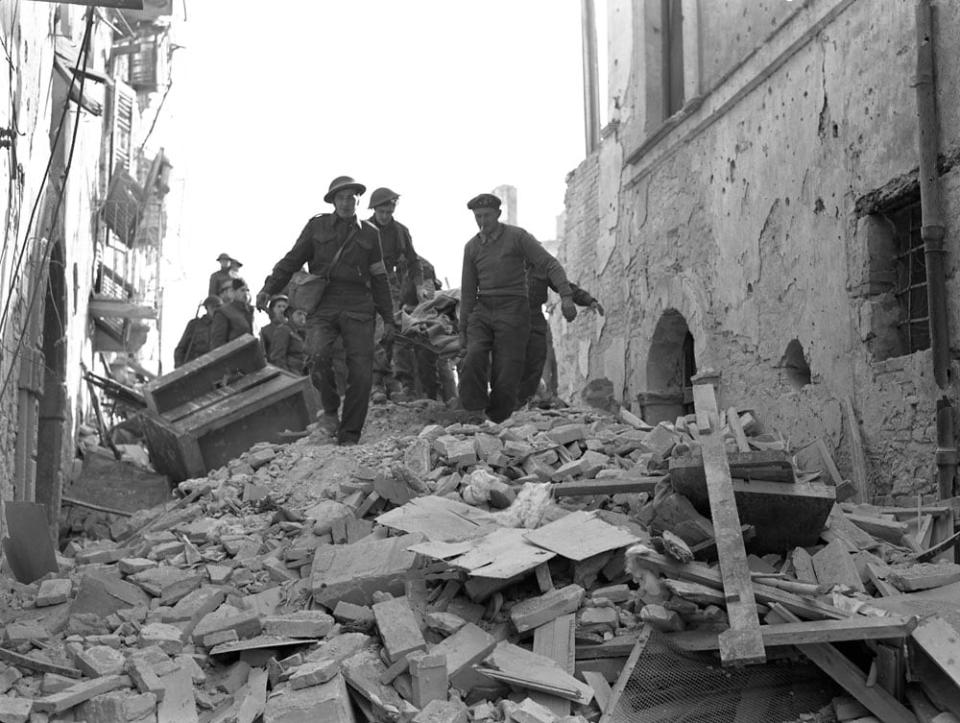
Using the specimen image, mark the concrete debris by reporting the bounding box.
[1,400,958,722]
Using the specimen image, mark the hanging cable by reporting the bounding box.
[0,10,93,339]
[0,9,94,402]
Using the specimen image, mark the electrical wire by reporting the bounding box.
[0,10,93,340]
[0,9,93,402]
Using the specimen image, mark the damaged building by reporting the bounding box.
[0,0,177,539]
[556,0,960,504]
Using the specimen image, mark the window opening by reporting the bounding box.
[663,0,684,118]
[890,202,930,354]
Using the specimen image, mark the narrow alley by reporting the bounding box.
[0,2,959,723]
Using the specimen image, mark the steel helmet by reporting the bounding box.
[368,187,400,209]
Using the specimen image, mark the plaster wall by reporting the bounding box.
[557,0,960,502]
[0,2,56,508]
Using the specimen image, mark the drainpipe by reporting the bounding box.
[914,0,956,499]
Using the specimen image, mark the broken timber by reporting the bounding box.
[768,605,918,723]
[692,383,766,665]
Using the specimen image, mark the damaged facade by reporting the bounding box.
[0,1,176,538]
[556,0,960,503]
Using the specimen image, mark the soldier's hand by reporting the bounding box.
[381,321,397,345]
[591,300,605,316]
[255,290,270,312]
[561,297,578,322]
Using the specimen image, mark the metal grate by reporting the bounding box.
[607,630,837,723]
[891,202,930,354]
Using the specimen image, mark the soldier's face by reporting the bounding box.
[271,300,288,320]
[473,208,500,234]
[373,199,396,225]
[333,190,357,218]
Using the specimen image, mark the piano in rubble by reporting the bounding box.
[140,334,319,481]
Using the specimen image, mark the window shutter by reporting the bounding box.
[110,79,136,174]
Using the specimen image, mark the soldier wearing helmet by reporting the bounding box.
[255,176,395,446]
[366,187,424,403]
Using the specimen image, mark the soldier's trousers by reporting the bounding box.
[305,303,375,444]
[517,309,548,404]
[458,296,530,423]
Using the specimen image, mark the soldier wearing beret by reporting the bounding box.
[255,176,396,446]
[458,193,578,422]
[366,187,423,403]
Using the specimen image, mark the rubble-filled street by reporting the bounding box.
[1,387,958,723]
[3,1,960,722]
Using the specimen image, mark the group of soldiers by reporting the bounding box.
[174,174,602,446]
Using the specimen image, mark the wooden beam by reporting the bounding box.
[628,550,845,620]
[664,614,918,651]
[767,605,918,723]
[692,383,765,666]
[551,475,665,498]
[598,627,651,723]
[841,395,870,504]
[87,298,158,320]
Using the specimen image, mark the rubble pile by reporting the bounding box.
[1,396,959,722]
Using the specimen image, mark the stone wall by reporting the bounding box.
[557,0,960,503]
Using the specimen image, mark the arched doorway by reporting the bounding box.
[35,240,68,533]
[640,309,697,424]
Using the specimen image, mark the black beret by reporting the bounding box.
[467,193,502,211]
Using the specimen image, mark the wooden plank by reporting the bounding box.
[532,614,576,718]
[664,614,918,651]
[822,504,880,551]
[627,549,846,620]
[480,642,593,705]
[796,438,845,488]
[551,476,664,497]
[866,563,901,597]
[375,496,498,542]
[451,527,556,579]
[88,297,158,319]
[0,648,82,678]
[163,366,280,423]
[583,671,613,712]
[598,627,651,723]
[846,513,908,544]
[813,539,866,591]
[692,383,765,665]
[524,510,639,562]
[767,605,917,723]
[841,395,870,504]
[910,616,960,690]
[726,406,751,452]
[143,334,265,414]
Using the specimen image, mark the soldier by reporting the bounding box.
[267,305,308,374]
[259,294,289,360]
[173,295,222,367]
[208,253,242,297]
[366,187,422,402]
[458,193,577,423]
[517,267,603,406]
[210,278,253,349]
[256,176,395,446]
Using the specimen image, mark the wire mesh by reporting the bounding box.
[608,630,837,723]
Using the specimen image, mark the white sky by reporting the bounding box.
[158,0,589,369]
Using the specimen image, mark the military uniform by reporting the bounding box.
[459,219,573,422]
[267,322,307,374]
[368,214,422,398]
[518,270,598,404]
[174,315,213,367]
[210,300,253,348]
[259,213,393,444]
